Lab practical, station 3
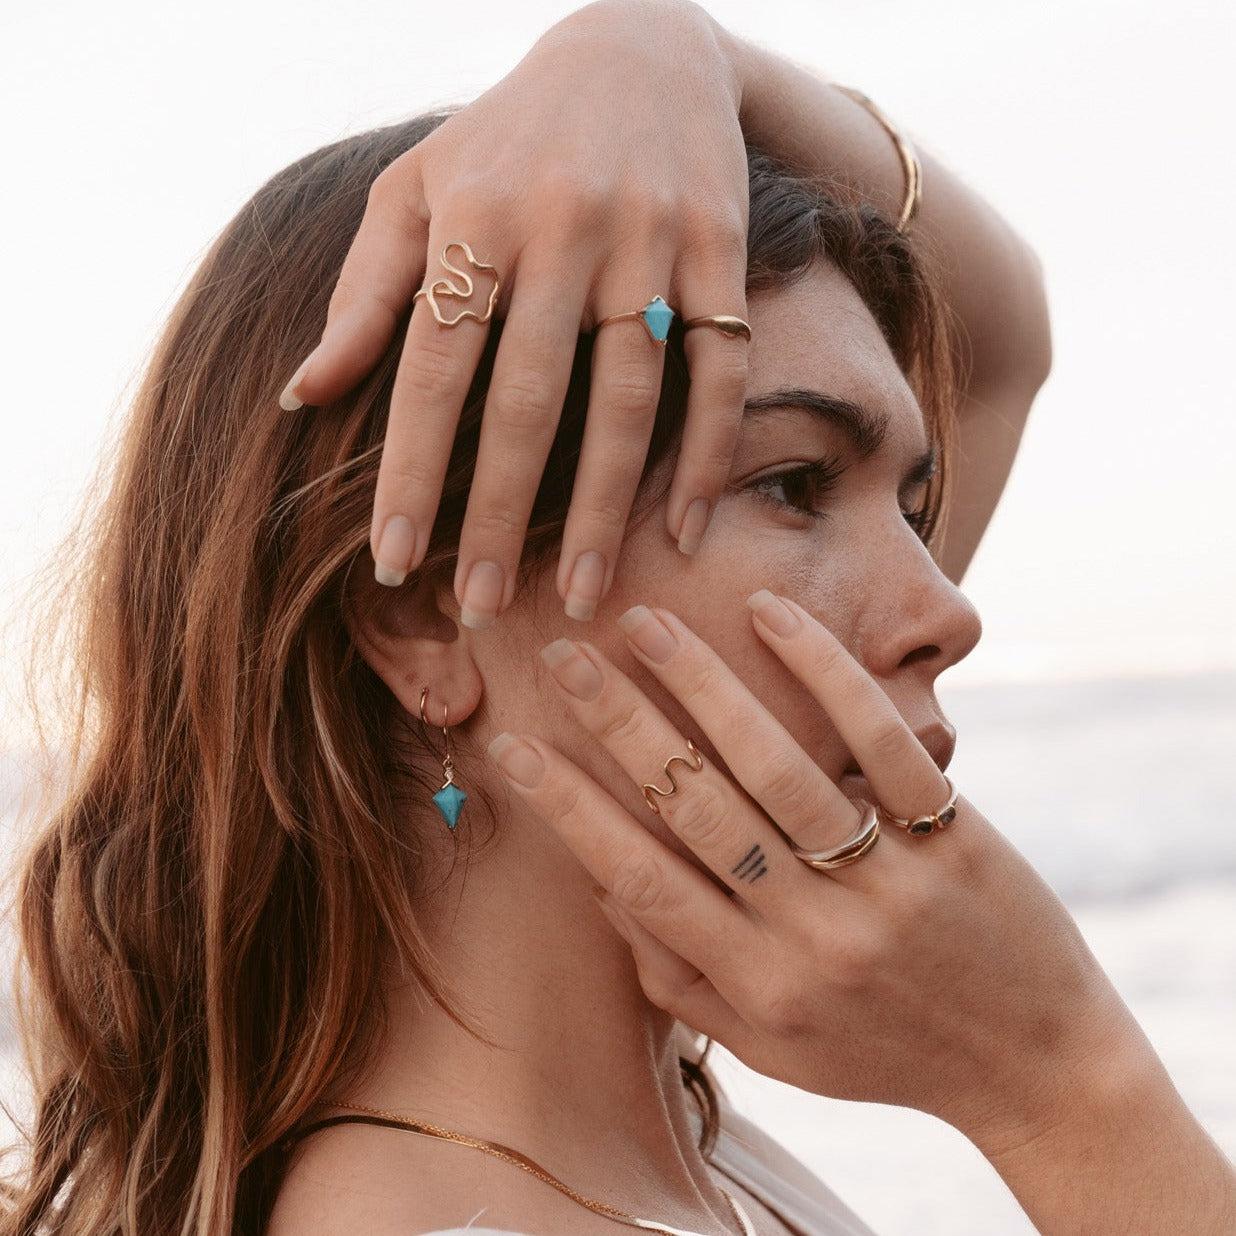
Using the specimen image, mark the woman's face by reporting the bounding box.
[465,258,982,877]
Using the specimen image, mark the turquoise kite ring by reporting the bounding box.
[594,295,677,346]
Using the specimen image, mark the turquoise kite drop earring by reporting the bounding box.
[420,685,466,831]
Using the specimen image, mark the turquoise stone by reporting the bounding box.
[641,296,674,341]
[432,782,467,830]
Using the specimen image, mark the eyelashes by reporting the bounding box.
[747,457,845,521]
[745,456,932,542]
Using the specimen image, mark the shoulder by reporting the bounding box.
[265,1118,507,1235]
[265,1115,595,1235]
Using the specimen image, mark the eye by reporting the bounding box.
[901,502,932,543]
[746,457,844,522]
[747,456,935,543]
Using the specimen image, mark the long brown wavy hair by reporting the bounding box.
[0,104,961,1234]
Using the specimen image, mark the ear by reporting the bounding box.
[344,563,484,728]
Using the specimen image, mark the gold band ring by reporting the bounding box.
[682,314,752,341]
[412,240,501,327]
[789,801,881,870]
[877,775,960,837]
[641,737,705,814]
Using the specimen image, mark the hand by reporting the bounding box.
[279,0,752,626]
[486,590,1144,1154]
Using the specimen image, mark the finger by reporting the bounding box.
[369,225,506,587]
[537,636,826,913]
[748,591,951,819]
[664,215,751,555]
[553,251,676,624]
[279,154,430,411]
[591,892,742,1042]
[450,244,593,628]
[485,731,753,986]
[613,603,878,864]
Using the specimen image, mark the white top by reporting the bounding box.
[417,1077,877,1236]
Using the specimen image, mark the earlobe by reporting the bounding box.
[344,565,485,728]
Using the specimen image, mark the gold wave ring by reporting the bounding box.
[412,240,501,327]
[641,737,705,814]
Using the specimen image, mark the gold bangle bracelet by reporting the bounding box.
[834,83,923,234]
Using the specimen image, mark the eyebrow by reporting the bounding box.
[742,386,937,486]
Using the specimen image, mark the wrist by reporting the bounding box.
[970,1026,1236,1233]
[550,0,743,106]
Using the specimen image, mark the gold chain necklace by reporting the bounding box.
[319,1100,757,1236]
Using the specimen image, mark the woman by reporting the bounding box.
[3,1,1233,1233]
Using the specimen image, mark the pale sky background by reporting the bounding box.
[2,0,1233,746]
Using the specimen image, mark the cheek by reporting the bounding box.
[597,498,869,791]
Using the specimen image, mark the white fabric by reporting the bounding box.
[417,1074,877,1235]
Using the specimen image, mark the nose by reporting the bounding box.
[865,553,984,682]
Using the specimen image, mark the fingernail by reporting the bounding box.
[279,352,315,412]
[487,731,545,787]
[617,604,677,663]
[539,637,603,701]
[676,497,711,556]
[564,550,606,622]
[460,560,505,630]
[374,514,417,587]
[747,588,800,637]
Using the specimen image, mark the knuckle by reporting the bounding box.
[666,783,728,848]
[675,664,718,711]
[831,926,887,990]
[680,200,748,257]
[609,852,670,916]
[464,505,527,543]
[571,493,631,537]
[366,160,425,231]
[814,633,852,679]
[398,340,462,405]
[889,870,936,931]
[439,173,489,207]
[327,272,396,325]
[708,346,750,399]
[366,166,403,212]
[755,749,815,817]
[758,975,809,1035]
[382,452,437,495]
[937,825,983,889]
[601,363,661,420]
[492,368,560,435]
[595,699,644,747]
[546,775,586,824]
[539,171,609,230]
[698,432,742,481]
[438,169,513,217]
[618,184,679,234]
[868,713,911,763]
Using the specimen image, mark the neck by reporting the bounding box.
[330,814,740,1227]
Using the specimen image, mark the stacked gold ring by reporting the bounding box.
[790,802,881,870]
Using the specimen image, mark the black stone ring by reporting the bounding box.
[876,775,960,837]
